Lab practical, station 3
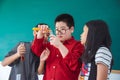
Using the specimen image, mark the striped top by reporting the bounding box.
[80,47,112,80]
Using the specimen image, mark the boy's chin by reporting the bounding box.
[59,38,64,42]
[60,39,63,41]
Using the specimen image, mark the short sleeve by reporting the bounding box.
[95,47,112,68]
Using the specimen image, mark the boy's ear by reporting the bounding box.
[70,26,74,33]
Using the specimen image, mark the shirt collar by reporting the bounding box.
[63,36,75,44]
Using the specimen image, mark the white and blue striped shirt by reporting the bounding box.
[80,47,112,80]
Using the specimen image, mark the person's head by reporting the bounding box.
[54,13,74,42]
[81,20,112,63]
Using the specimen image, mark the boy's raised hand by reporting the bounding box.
[37,25,49,39]
[50,35,62,48]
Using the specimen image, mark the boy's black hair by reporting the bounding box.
[82,20,112,63]
[55,13,74,28]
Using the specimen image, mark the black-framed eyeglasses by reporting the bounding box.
[55,28,69,35]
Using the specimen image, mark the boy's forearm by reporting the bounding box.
[57,43,68,58]
[31,37,45,57]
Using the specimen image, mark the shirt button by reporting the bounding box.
[53,66,56,69]
[51,78,54,80]
[56,55,59,57]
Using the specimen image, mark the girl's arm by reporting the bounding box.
[1,52,20,66]
[37,61,45,74]
[2,43,26,66]
[37,48,50,74]
[97,63,108,80]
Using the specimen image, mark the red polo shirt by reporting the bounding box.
[31,37,84,80]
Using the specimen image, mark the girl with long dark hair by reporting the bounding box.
[78,20,113,80]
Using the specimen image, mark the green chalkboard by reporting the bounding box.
[0,0,120,70]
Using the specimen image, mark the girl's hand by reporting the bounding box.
[40,48,50,62]
[17,43,26,57]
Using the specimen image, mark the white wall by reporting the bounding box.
[0,62,119,80]
[0,62,11,80]
[0,62,43,80]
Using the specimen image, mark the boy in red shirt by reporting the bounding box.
[31,13,84,80]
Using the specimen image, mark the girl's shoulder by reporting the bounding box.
[95,47,112,67]
[96,47,112,57]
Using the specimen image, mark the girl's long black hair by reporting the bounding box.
[82,20,112,63]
